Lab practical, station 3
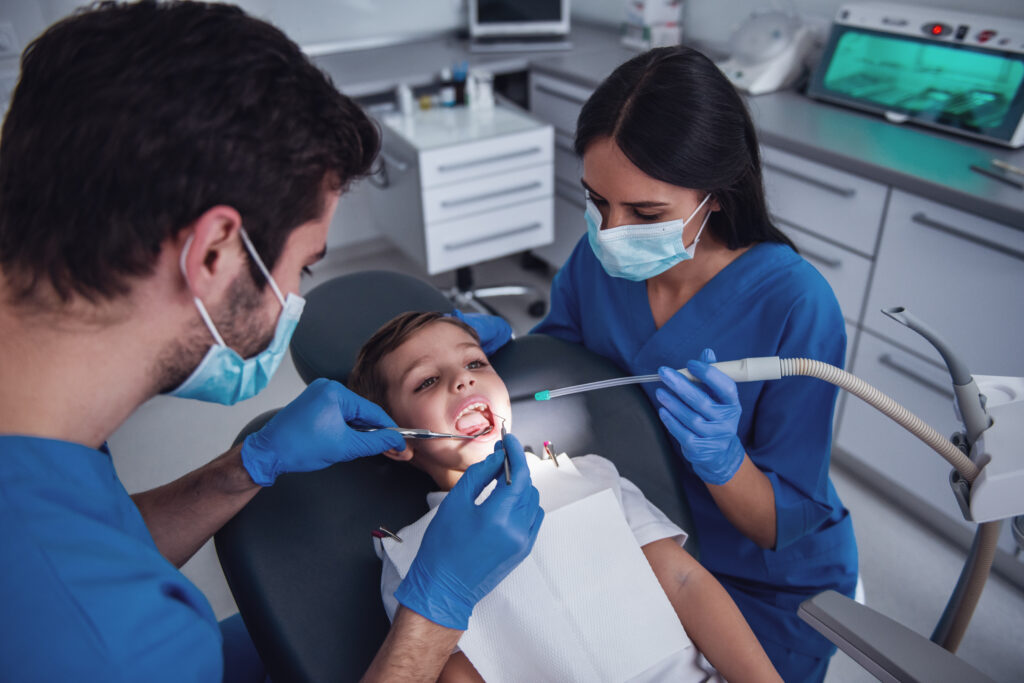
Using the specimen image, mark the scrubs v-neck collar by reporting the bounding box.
[630,242,781,362]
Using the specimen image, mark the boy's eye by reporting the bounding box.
[467,359,487,370]
[414,376,437,392]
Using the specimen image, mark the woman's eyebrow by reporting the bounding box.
[580,179,668,208]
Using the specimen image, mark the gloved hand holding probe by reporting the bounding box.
[395,433,543,629]
[241,378,407,486]
[656,348,746,486]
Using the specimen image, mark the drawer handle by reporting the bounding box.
[534,83,588,106]
[437,147,542,173]
[800,247,843,269]
[911,212,1024,262]
[764,161,857,198]
[878,353,954,399]
[444,221,543,251]
[555,185,585,209]
[441,181,543,209]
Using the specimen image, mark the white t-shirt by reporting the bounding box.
[375,454,719,682]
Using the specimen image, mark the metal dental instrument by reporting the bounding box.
[543,440,559,467]
[353,426,492,440]
[496,415,511,485]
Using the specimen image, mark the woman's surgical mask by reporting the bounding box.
[169,228,305,405]
[586,193,712,281]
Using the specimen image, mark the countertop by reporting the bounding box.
[314,23,1024,228]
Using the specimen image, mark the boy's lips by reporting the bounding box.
[452,395,496,438]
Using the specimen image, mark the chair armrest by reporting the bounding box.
[798,591,994,683]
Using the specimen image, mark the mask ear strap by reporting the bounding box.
[238,228,287,307]
[685,194,713,249]
[179,234,228,347]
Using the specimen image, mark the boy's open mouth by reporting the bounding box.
[453,400,495,438]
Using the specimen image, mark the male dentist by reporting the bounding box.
[0,2,542,681]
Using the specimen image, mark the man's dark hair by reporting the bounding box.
[0,0,379,305]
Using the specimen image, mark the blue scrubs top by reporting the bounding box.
[533,238,858,662]
[0,435,223,681]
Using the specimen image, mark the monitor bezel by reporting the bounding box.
[469,0,571,38]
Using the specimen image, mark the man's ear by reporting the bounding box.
[178,205,246,300]
[382,444,414,462]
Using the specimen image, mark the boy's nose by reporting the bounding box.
[455,374,475,391]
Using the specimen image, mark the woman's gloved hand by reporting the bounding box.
[655,348,745,486]
[448,309,513,356]
[395,433,543,630]
[240,378,406,486]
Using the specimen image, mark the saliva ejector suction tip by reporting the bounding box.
[534,390,551,401]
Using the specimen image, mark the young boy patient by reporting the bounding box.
[348,312,780,683]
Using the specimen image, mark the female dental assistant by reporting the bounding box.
[532,47,858,682]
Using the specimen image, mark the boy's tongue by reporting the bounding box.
[455,410,490,435]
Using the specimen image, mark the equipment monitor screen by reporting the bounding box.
[470,0,569,37]
[808,25,1024,144]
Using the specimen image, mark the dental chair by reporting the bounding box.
[214,269,697,683]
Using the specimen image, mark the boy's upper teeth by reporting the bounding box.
[456,402,488,419]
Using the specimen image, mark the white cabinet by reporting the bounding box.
[862,190,1024,377]
[529,72,592,268]
[368,106,554,275]
[762,145,887,332]
[762,146,888,258]
[836,189,1024,581]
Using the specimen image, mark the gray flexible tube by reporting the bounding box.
[779,357,993,653]
[930,520,1002,653]
[778,358,980,482]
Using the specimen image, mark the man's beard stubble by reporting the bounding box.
[154,273,278,394]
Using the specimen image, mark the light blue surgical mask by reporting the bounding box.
[169,228,306,405]
[586,193,712,281]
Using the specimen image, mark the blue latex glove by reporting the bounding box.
[395,433,543,630]
[240,378,406,486]
[449,309,513,356]
[655,348,746,486]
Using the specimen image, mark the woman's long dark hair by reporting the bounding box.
[574,46,794,251]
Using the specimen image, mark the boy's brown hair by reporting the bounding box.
[347,311,480,412]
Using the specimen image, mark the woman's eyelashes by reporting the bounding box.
[587,195,661,221]
[412,358,489,393]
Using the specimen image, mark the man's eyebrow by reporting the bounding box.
[310,245,327,264]
[580,179,669,208]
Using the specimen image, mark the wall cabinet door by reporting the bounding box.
[863,190,1024,378]
[762,145,887,258]
[787,227,872,327]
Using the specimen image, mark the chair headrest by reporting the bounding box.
[290,270,453,385]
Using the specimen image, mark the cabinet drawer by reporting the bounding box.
[419,126,553,189]
[529,72,591,137]
[836,330,966,525]
[554,130,580,185]
[864,190,1024,377]
[425,197,554,274]
[422,164,553,224]
[762,145,887,257]
[787,227,871,326]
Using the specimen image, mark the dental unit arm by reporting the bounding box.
[536,305,1024,680]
